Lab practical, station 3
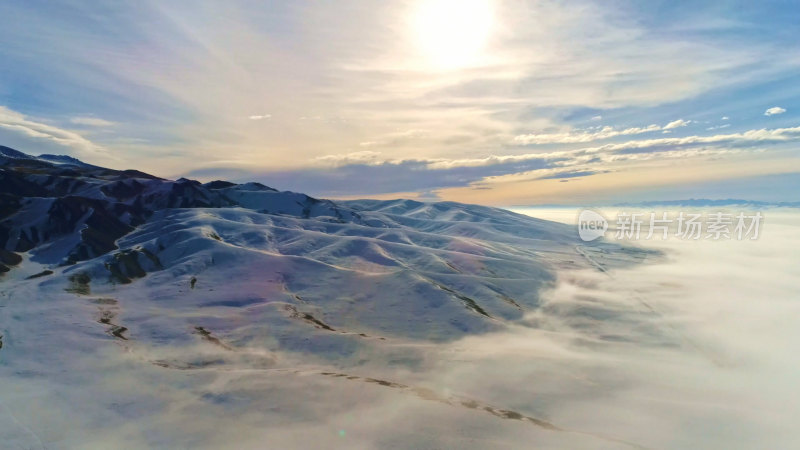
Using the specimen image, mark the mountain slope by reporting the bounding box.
[0,145,650,342]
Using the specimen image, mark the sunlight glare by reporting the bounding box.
[411,0,494,70]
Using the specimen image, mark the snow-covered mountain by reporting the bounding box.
[0,146,658,448]
[1,145,651,341]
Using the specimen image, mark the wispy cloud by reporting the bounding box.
[314,150,383,165]
[0,106,104,157]
[70,116,116,127]
[248,114,271,120]
[513,125,659,145]
[512,119,692,145]
[355,129,428,149]
[663,119,691,129]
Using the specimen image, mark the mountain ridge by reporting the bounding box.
[0,144,651,345]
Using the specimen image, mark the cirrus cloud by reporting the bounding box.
[663,118,691,129]
[513,119,693,145]
[70,116,116,127]
[0,105,105,157]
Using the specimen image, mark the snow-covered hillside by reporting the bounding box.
[1,145,644,339]
[0,146,657,448]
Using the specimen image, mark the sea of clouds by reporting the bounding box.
[1,209,798,449]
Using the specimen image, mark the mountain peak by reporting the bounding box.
[0,145,32,159]
[0,145,99,170]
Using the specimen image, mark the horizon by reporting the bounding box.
[5,143,800,208]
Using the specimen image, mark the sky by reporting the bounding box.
[1,0,799,205]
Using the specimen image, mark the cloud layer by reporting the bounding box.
[185,123,800,202]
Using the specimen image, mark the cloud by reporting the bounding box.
[585,126,800,153]
[171,123,800,200]
[515,123,800,150]
[314,150,383,166]
[765,107,786,116]
[591,115,602,121]
[184,155,556,197]
[513,119,698,145]
[355,129,428,149]
[0,105,104,156]
[248,114,272,120]
[663,118,691,129]
[70,116,115,127]
[177,124,800,199]
[481,212,800,447]
[721,116,730,120]
[537,169,604,180]
[513,124,661,145]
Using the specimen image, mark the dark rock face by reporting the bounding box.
[104,247,162,284]
[101,179,149,200]
[203,180,237,190]
[0,146,332,270]
[0,146,238,266]
[0,169,50,198]
[0,248,22,273]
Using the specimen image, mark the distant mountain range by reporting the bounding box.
[614,198,800,208]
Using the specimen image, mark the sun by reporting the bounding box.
[411,0,494,70]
